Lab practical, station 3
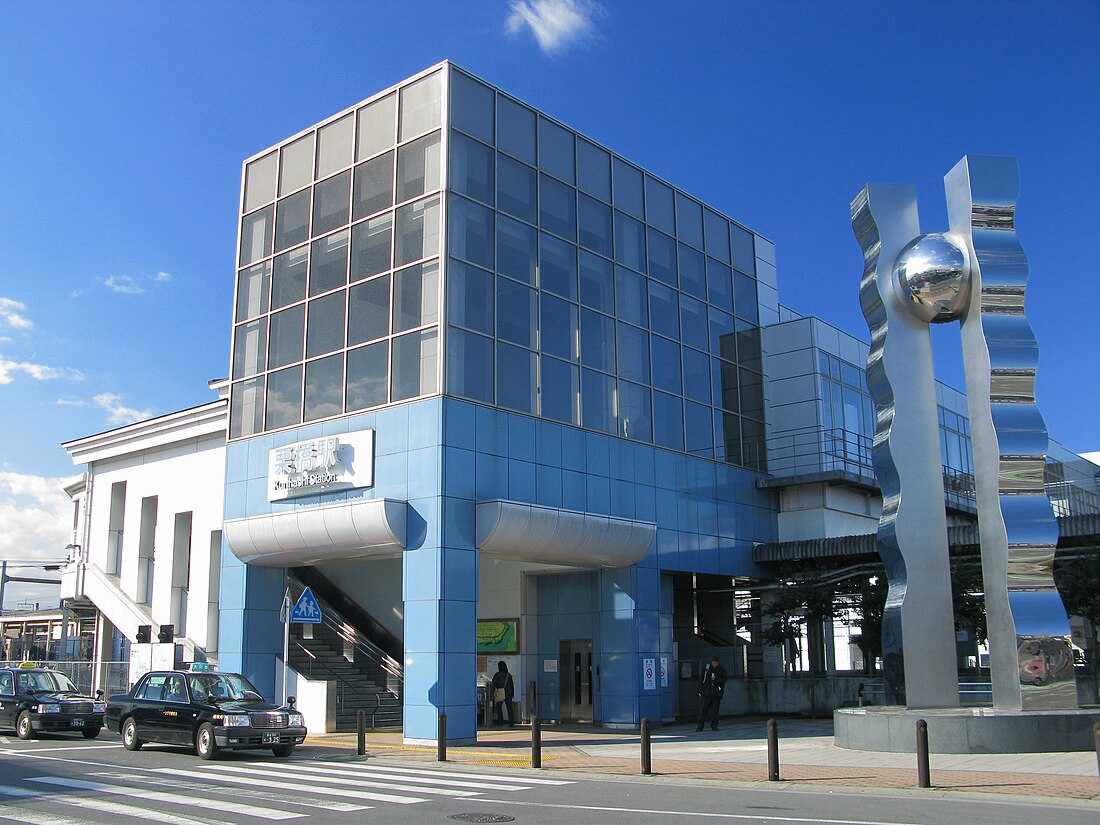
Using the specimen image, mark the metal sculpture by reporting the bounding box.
[851,156,1075,711]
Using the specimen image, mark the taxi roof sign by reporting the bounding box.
[189,662,214,672]
[290,587,322,624]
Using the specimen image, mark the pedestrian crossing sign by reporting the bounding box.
[289,587,323,624]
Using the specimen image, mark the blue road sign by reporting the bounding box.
[290,587,323,624]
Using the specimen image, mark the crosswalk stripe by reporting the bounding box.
[26,776,305,820]
[92,770,369,813]
[154,767,425,805]
[307,760,574,785]
[238,760,532,792]
[187,763,480,797]
[0,809,87,825]
[1,784,235,825]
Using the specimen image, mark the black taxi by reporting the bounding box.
[0,666,105,739]
[105,669,306,759]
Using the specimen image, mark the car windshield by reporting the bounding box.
[187,673,264,703]
[16,671,76,694]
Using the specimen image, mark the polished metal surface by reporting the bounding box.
[893,232,971,323]
[946,155,1076,710]
[851,184,960,709]
[851,156,1076,713]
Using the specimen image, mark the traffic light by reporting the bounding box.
[157,624,174,644]
[136,625,151,644]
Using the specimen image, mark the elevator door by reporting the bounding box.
[559,639,594,723]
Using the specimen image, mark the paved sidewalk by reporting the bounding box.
[304,716,1100,802]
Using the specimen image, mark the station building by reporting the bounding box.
[57,62,1100,741]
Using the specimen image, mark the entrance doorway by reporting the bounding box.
[559,639,594,722]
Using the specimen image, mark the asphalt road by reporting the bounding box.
[0,731,1095,825]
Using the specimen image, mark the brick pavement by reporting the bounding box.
[303,721,1100,802]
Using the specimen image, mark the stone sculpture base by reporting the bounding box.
[835,706,1100,753]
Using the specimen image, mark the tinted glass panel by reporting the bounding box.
[239,206,273,266]
[496,342,536,413]
[615,266,647,327]
[244,152,277,213]
[684,400,713,457]
[644,176,674,235]
[647,228,675,286]
[268,304,304,369]
[678,243,706,299]
[312,173,350,242]
[451,70,494,144]
[539,233,577,299]
[580,308,614,372]
[279,134,314,196]
[731,224,755,274]
[612,158,643,218]
[653,391,684,451]
[736,322,762,371]
[394,196,440,265]
[651,335,681,394]
[450,132,494,205]
[618,380,651,442]
[649,281,679,340]
[497,155,537,224]
[447,327,494,403]
[706,258,733,312]
[275,190,310,252]
[229,376,264,439]
[496,95,536,164]
[266,365,302,429]
[616,323,649,384]
[397,131,441,202]
[448,260,494,335]
[271,246,307,309]
[399,71,442,141]
[304,353,344,421]
[346,341,388,410]
[581,369,615,433]
[350,213,392,281]
[348,275,390,345]
[538,117,574,183]
[540,356,579,424]
[714,358,739,412]
[579,251,613,313]
[539,174,576,240]
[614,211,645,271]
[316,114,354,179]
[734,271,759,323]
[232,319,266,379]
[576,138,611,201]
[306,291,345,358]
[236,261,270,321]
[682,346,710,404]
[679,295,708,351]
[391,328,438,400]
[392,260,439,332]
[497,277,535,347]
[540,294,578,361]
[449,195,494,269]
[675,192,703,248]
[715,410,741,465]
[357,93,396,161]
[352,151,394,219]
[578,194,612,257]
[704,209,730,263]
[309,230,349,295]
[496,214,537,284]
[739,368,764,419]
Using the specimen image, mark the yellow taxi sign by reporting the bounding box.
[17,662,37,669]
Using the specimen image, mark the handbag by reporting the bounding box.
[493,687,506,702]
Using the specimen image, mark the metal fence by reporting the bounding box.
[0,661,130,696]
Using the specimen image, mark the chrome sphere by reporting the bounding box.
[893,233,971,323]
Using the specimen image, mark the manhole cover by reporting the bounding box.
[448,816,516,823]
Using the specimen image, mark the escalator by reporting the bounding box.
[287,568,403,730]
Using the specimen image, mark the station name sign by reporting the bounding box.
[267,429,375,501]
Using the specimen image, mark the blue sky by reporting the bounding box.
[0,1,1097,602]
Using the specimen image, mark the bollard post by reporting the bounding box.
[531,714,542,769]
[356,709,366,756]
[767,718,780,781]
[640,717,652,775]
[916,719,930,788]
[1093,722,1099,787]
[437,713,447,762]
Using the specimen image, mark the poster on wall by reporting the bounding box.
[660,656,669,687]
[643,657,656,690]
[477,619,519,654]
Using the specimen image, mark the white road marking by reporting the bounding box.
[244,760,532,792]
[26,776,305,820]
[189,762,480,797]
[159,766,425,805]
[475,798,932,825]
[0,745,118,754]
[0,809,89,825]
[309,760,574,785]
[0,785,238,825]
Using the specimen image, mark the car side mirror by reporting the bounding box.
[287,696,296,709]
[95,690,104,699]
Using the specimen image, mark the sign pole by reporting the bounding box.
[281,587,290,705]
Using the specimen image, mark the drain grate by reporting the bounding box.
[448,815,516,823]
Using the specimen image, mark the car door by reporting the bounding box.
[130,673,171,742]
[0,671,14,729]
[158,674,193,745]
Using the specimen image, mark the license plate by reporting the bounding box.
[261,732,279,744]
[71,719,84,727]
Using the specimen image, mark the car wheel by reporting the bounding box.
[271,744,294,757]
[195,723,219,760]
[121,717,143,751]
[82,727,101,739]
[15,710,35,740]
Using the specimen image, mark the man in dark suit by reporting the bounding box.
[696,656,728,731]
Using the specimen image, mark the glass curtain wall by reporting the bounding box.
[229,69,445,438]
[444,67,768,472]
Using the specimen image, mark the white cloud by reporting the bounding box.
[0,297,33,330]
[54,398,87,407]
[93,392,154,425]
[151,271,172,282]
[0,357,84,385]
[505,0,602,55]
[0,471,78,610]
[103,275,144,294]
